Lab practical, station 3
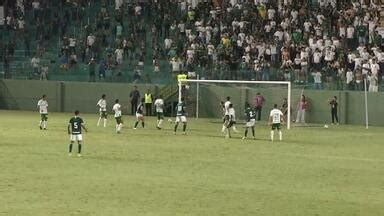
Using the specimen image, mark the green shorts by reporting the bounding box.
[157,112,164,120]
[40,114,48,121]
[271,123,281,130]
[100,111,108,118]
[115,116,123,124]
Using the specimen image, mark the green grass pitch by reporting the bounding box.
[1,110,384,216]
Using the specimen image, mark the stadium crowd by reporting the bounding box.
[1,0,383,91]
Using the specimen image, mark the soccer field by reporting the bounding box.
[0,110,383,216]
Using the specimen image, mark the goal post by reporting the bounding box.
[178,79,292,130]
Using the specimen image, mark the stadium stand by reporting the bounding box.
[0,0,383,91]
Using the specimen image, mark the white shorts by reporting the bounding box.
[175,116,187,123]
[70,134,83,141]
[136,113,144,119]
[246,119,256,127]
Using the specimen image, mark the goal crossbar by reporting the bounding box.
[178,79,291,129]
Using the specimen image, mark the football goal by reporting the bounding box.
[178,79,292,129]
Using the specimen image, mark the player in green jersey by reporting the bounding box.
[242,102,256,140]
[68,110,87,157]
[174,98,187,135]
[134,98,145,129]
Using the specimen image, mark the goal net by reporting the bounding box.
[178,79,292,129]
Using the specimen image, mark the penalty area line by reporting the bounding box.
[263,152,384,163]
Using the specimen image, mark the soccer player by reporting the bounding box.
[221,97,231,133]
[154,95,164,129]
[222,96,238,133]
[112,99,123,133]
[174,98,187,135]
[96,94,107,127]
[37,94,48,130]
[68,110,87,157]
[225,103,236,138]
[243,102,256,140]
[269,104,284,141]
[134,98,145,129]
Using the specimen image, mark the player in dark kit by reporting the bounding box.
[67,110,87,157]
[134,98,145,129]
[174,99,187,135]
[243,102,256,140]
[329,96,339,125]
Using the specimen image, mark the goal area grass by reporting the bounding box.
[1,110,383,216]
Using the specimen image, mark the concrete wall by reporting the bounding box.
[196,85,384,126]
[1,79,383,126]
[0,79,161,114]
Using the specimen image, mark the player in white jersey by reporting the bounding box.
[96,94,107,127]
[154,95,164,129]
[37,94,48,130]
[112,99,123,133]
[224,103,237,138]
[222,96,238,133]
[269,104,284,141]
[222,96,231,132]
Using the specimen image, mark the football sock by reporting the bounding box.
[251,127,255,137]
[134,121,139,128]
[141,122,145,128]
[97,117,101,126]
[270,131,274,141]
[183,124,186,132]
[244,128,248,137]
[221,125,226,133]
[39,120,42,126]
[43,121,47,129]
[227,128,231,138]
[103,119,107,127]
[156,120,159,126]
[174,123,178,132]
[78,144,82,153]
[69,143,73,153]
[279,131,282,141]
[119,123,123,131]
[158,119,163,127]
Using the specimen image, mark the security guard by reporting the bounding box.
[177,72,188,83]
[144,89,153,116]
[177,72,188,99]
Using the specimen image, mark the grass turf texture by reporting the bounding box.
[0,110,384,216]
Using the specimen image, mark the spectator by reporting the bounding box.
[295,94,308,124]
[31,55,40,76]
[368,74,378,92]
[312,70,322,90]
[40,65,48,80]
[133,67,142,83]
[98,59,107,80]
[115,47,124,65]
[254,92,265,121]
[89,58,96,82]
